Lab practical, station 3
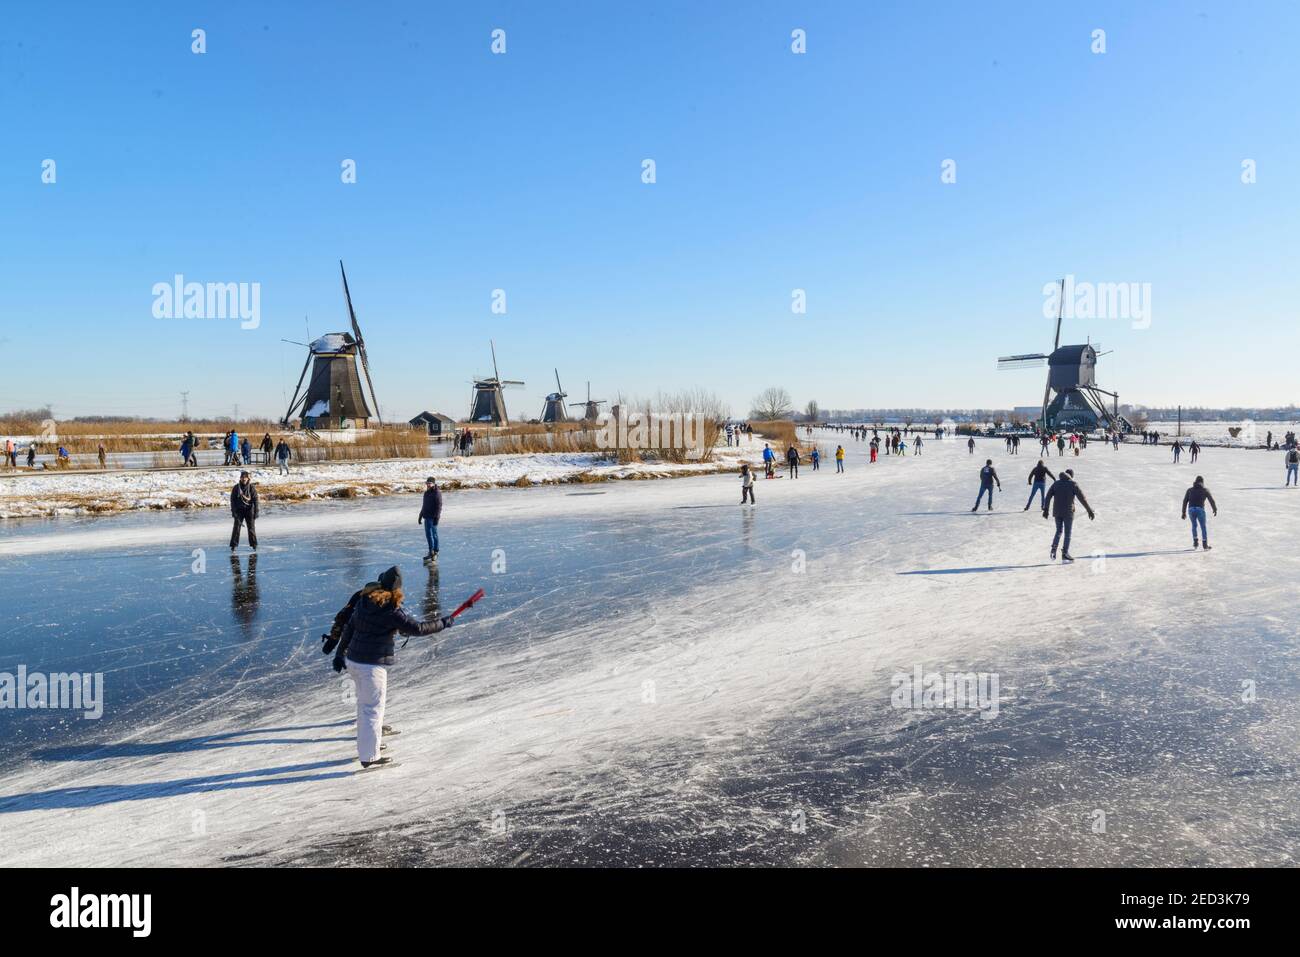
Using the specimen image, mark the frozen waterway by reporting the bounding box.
[0,438,1297,866]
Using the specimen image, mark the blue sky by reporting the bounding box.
[2,1,1296,421]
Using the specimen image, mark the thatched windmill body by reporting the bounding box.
[469,341,524,425]
[569,381,607,421]
[540,369,572,423]
[282,262,380,430]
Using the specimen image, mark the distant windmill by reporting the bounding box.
[997,278,1128,433]
[469,340,525,425]
[282,262,381,430]
[540,369,572,423]
[569,381,607,421]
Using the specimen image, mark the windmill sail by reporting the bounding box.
[997,353,1049,370]
[340,261,381,424]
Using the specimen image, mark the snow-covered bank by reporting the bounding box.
[0,445,765,520]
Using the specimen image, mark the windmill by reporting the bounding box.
[540,369,572,423]
[569,381,607,421]
[997,278,1128,433]
[282,262,381,430]
[469,340,525,425]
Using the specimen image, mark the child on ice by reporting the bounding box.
[740,464,756,505]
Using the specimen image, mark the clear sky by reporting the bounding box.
[2,1,1297,421]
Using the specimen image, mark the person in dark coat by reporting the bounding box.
[1024,459,1055,510]
[419,476,443,560]
[333,566,453,767]
[259,433,274,461]
[1181,476,1218,550]
[971,459,1001,511]
[229,470,259,550]
[1042,467,1095,561]
[274,438,292,475]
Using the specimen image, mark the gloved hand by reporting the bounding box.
[333,655,346,673]
[1041,511,1049,520]
[321,633,339,655]
[440,616,454,629]
[1088,512,1096,521]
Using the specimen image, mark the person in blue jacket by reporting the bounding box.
[761,443,775,478]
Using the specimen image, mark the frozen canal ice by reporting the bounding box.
[1,438,1297,866]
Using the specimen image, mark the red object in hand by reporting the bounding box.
[450,588,486,619]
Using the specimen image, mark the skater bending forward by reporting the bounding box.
[333,566,453,768]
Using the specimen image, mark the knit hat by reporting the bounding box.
[378,566,402,592]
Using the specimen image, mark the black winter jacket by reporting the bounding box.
[1028,463,1055,484]
[1182,485,1217,513]
[338,590,446,666]
[231,482,259,518]
[1043,477,1093,519]
[419,486,443,524]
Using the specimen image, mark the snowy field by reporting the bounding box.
[0,444,762,519]
[0,436,1297,867]
[1133,420,1297,445]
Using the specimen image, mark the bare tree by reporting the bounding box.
[750,386,794,421]
[804,399,820,422]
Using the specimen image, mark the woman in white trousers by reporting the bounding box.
[333,566,453,768]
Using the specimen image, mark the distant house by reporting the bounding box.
[409,411,456,435]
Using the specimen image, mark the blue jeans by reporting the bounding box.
[1025,481,1045,509]
[1052,514,1073,553]
[975,484,995,509]
[1288,464,1298,486]
[1187,506,1207,544]
[423,521,439,554]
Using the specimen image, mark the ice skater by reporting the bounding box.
[1042,468,1095,561]
[786,445,800,478]
[762,443,775,478]
[835,445,845,472]
[419,476,442,561]
[740,463,756,504]
[1189,440,1200,463]
[972,459,1001,511]
[332,566,454,769]
[810,447,820,471]
[1287,446,1299,486]
[1171,439,1183,462]
[229,470,259,550]
[967,436,975,455]
[1024,459,1055,510]
[275,437,292,474]
[1181,475,1217,550]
